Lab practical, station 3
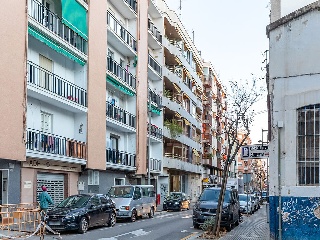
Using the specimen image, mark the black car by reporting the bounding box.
[163,192,190,211]
[47,193,116,233]
[193,187,240,231]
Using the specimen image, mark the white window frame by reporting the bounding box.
[88,170,99,185]
[41,111,53,133]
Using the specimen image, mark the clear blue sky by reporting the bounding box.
[165,0,270,143]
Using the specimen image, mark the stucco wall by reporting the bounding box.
[0,0,27,161]
[86,0,107,170]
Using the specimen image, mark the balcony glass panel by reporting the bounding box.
[149,158,162,171]
[148,54,162,76]
[149,89,162,107]
[26,129,86,159]
[107,12,137,52]
[106,101,136,128]
[124,0,137,13]
[28,61,87,107]
[28,0,87,54]
[107,57,136,89]
[148,123,163,140]
[106,148,136,167]
[148,19,162,44]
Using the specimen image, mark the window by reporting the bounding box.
[110,135,119,150]
[108,49,114,59]
[88,170,99,185]
[41,111,52,133]
[297,104,320,185]
[114,178,125,185]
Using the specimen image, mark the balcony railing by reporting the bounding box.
[26,129,86,159]
[148,123,163,139]
[107,57,136,89]
[106,148,136,167]
[149,89,162,107]
[28,0,87,54]
[124,0,137,13]
[149,158,161,171]
[148,19,162,44]
[27,61,87,107]
[107,11,137,52]
[148,54,162,76]
[106,101,136,128]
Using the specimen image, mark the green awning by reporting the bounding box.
[107,75,135,96]
[28,26,86,66]
[151,105,161,115]
[61,0,88,40]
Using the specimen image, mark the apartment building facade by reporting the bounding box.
[268,1,320,239]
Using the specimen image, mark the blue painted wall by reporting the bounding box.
[269,196,320,240]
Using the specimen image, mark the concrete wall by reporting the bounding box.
[136,0,149,175]
[87,0,107,170]
[0,0,27,161]
[269,8,320,240]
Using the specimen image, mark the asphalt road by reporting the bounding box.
[27,209,200,240]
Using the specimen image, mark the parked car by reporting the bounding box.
[193,187,240,231]
[108,185,156,222]
[46,193,116,233]
[163,192,190,211]
[239,193,254,214]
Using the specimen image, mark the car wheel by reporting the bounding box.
[235,218,239,226]
[107,212,116,227]
[148,207,154,218]
[78,217,89,234]
[226,221,232,232]
[131,210,137,222]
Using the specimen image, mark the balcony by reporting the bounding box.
[106,101,136,133]
[106,148,136,171]
[148,54,162,80]
[108,0,137,19]
[202,134,212,146]
[148,18,162,50]
[107,57,136,96]
[107,12,137,57]
[149,89,162,115]
[27,61,87,112]
[162,156,202,174]
[149,158,162,173]
[148,123,163,142]
[26,128,86,165]
[28,0,87,55]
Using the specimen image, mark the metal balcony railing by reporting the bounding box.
[107,57,136,89]
[107,11,137,52]
[148,54,162,76]
[124,0,137,13]
[148,123,163,139]
[149,158,161,171]
[106,148,136,167]
[148,19,162,44]
[26,129,86,159]
[27,61,87,107]
[148,89,162,107]
[28,0,87,54]
[106,101,136,128]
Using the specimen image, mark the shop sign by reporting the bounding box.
[23,159,81,172]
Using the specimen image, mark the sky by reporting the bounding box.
[165,0,270,143]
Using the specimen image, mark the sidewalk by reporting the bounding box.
[188,203,270,240]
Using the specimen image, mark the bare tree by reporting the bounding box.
[211,78,264,237]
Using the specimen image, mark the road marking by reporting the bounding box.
[98,229,151,240]
[181,215,192,219]
[180,232,199,240]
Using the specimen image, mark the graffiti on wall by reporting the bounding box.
[160,183,168,202]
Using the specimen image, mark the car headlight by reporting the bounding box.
[63,214,77,221]
[174,202,179,205]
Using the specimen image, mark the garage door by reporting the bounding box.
[37,173,65,208]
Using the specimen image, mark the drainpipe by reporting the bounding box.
[277,121,283,240]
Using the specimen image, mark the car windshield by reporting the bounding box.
[199,189,231,203]
[57,195,91,208]
[108,186,134,198]
[262,192,267,197]
[239,194,249,201]
[167,193,182,200]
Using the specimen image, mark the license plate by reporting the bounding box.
[49,221,61,226]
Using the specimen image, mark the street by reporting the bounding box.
[30,209,198,240]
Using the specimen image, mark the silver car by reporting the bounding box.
[239,194,254,214]
[108,185,156,222]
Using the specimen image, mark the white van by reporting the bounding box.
[108,185,156,222]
